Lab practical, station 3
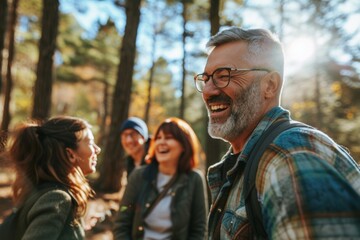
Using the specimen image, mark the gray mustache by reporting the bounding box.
[207,94,231,104]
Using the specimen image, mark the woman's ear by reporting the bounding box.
[264,72,281,99]
[66,148,77,163]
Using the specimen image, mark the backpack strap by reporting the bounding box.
[243,120,310,239]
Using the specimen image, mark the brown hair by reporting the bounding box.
[146,117,203,173]
[9,116,94,219]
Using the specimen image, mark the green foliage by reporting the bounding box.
[56,15,119,84]
[18,0,42,18]
[3,0,360,166]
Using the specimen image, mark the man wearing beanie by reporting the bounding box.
[120,117,150,177]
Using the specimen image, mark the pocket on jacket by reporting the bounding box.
[222,207,248,238]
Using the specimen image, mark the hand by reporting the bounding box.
[83,200,110,230]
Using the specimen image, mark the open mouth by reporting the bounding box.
[207,94,231,113]
[158,149,170,154]
[209,103,229,112]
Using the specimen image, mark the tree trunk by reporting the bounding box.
[1,0,18,152]
[98,79,109,147]
[205,0,222,170]
[31,0,59,120]
[0,0,8,152]
[179,0,187,119]
[0,0,8,94]
[97,0,142,192]
[144,32,157,123]
[209,0,220,36]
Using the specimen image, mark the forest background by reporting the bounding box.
[0,0,359,195]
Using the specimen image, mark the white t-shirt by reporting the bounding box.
[144,172,173,240]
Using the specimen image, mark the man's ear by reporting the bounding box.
[66,148,76,163]
[264,72,281,99]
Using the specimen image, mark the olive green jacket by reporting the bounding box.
[113,162,208,240]
[18,186,84,240]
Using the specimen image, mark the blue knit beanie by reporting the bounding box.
[120,117,148,140]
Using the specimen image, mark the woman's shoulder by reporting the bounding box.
[21,187,79,240]
[21,187,74,231]
[189,168,205,175]
[187,169,206,181]
[40,188,72,201]
[127,164,150,184]
[129,164,147,176]
[30,187,73,212]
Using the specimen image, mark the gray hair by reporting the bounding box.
[206,27,284,78]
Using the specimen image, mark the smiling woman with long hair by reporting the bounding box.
[113,117,208,240]
[8,116,101,239]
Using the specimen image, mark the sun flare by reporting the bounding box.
[286,36,316,66]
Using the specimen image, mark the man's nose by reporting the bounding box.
[123,135,134,142]
[202,77,221,97]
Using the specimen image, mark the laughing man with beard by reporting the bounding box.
[194,27,360,240]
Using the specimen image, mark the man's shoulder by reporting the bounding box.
[274,123,336,149]
[263,122,357,171]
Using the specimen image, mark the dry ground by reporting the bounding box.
[0,160,120,240]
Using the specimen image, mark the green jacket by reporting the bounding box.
[113,162,208,240]
[19,186,84,240]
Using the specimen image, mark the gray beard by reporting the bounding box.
[207,79,262,142]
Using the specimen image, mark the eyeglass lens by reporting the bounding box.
[195,68,230,92]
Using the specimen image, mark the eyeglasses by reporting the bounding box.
[194,67,271,92]
[121,131,141,140]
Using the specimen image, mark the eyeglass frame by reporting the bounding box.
[194,67,271,92]
[121,129,142,140]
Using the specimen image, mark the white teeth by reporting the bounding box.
[210,105,227,111]
[158,149,169,153]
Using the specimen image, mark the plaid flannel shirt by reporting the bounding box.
[207,106,360,239]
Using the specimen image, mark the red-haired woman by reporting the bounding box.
[113,117,208,240]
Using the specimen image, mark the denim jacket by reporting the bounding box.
[113,162,208,240]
